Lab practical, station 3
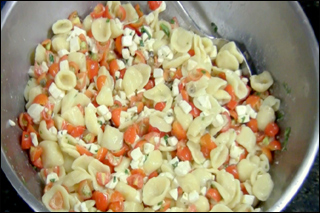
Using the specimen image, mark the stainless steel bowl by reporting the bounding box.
[1,1,319,212]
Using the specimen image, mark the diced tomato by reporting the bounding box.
[148,1,162,10]
[87,59,99,80]
[49,191,64,210]
[200,133,217,159]
[93,191,109,212]
[171,121,187,141]
[160,198,172,212]
[154,102,166,111]
[115,5,126,21]
[21,131,32,150]
[261,147,273,163]
[96,147,108,161]
[115,36,123,55]
[109,201,124,212]
[189,102,201,118]
[187,204,197,212]
[131,169,146,178]
[246,95,261,111]
[76,145,93,156]
[135,4,144,17]
[109,59,119,77]
[91,3,105,19]
[148,171,158,180]
[218,72,226,80]
[188,49,195,56]
[170,17,179,29]
[103,5,114,19]
[127,174,144,189]
[110,191,125,203]
[134,50,146,64]
[96,75,108,91]
[144,79,155,90]
[96,172,111,186]
[247,119,258,133]
[68,11,82,28]
[106,152,123,167]
[264,122,279,137]
[181,89,189,102]
[124,125,138,145]
[177,141,193,161]
[32,158,43,169]
[18,113,33,131]
[111,144,129,157]
[206,188,221,203]
[77,180,93,200]
[220,112,231,133]
[69,126,85,138]
[225,165,239,179]
[134,140,148,150]
[29,146,43,162]
[33,94,48,106]
[48,63,59,77]
[267,140,282,151]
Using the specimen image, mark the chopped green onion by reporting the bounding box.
[276,111,285,122]
[113,176,117,182]
[282,127,291,151]
[172,161,178,169]
[164,135,169,145]
[141,26,151,39]
[39,130,42,134]
[160,23,170,37]
[262,137,270,146]
[211,22,218,33]
[201,70,206,74]
[170,19,175,24]
[97,120,103,125]
[125,169,130,175]
[49,54,54,63]
[80,41,87,50]
[106,19,110,23]
[50,179,55,183]
[139,40,144,47]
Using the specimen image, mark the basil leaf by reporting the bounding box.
[160,23,170,37]
[141,26,151,39]
[282,127,291,151]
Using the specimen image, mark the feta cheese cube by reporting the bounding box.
[230,142,244,161]
[106,176,118,189]
[168,137,178,146]
[235,70,242,77]
[153,68,164,78]
[189,190,200,203]
[80,202,89,212]
[238,114,250,123]
[8,119,16,127]
[122,48,130,59]
[27,104,45,124]
[124,27,135,37]
[197,95,212,109]
[58,49,69,57]
[115,79,123,90]
[73,26,87,37]
[70,36,80,53]
[119,91,126,100]
[212,113,224,128]
[97,116,105,125]
[117,59,125,70]
[28,66,35,77]
[170,157,179,166]
[87,103,97,112]
[169,188,178,201]
[170,68,177,72]
[122,36,133,47]
[236,105,247,116]
[187,60,198,71]
[46,172,59,184]
[114,18,123,30]
[115,71,121,79]
[145,12,155,25]
[174,161,191,176]
[97,105,109,116]
[127,106,138,114]
[133,34,141,44]
[181,192,189,204]
[49,83,65,100]
[129,42,138,56]
[145,38,155,51]
[246,104,257,119]
[131,148,144,161]
[166,53,173,60]
[178,100,192,114]
[104,112,112,121]
[154,77,164,85]
[41,61,49,73]
[242,194,255,205]
[142,33,149,42]
[127,56,134,66]
[30,132,38,147]
[144,143,155,154]
[172,84,179,97]
[57,130,68,139]
[59,60,69,71]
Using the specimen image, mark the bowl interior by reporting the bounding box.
[1,1,319,212]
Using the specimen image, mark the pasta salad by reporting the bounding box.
[17,1,283,212]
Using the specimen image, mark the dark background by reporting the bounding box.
[1,1,319,212]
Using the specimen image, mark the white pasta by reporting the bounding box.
[121,3,139,24]
[252,173,274,201]
[226,71,248,100]
[143,150,163,174]
[256,105,276,131]
[194,196,210,212]
[185,76,209,97]
[237,159,258,182]
[123,66,143,96]
[91,18,111,42]
[143,83,172,103]
[210,204,233,212]
[55,70,77,91]
[149,112,171,132]
[71,155,95,173]
[124,201,144,212]
[40,140,64,168]
[116,182,140,202]
[219,42,244,64]
[52,19,73,34]
[170,27,194,53]
[83,15,93,31]
[68,52,86,72]
[210,144,229,169]
[96,85,114,106]
[236,126,256,153]
[62,106,85,126]
[262,95,281,111]
[174,105,193,131]
[187,141,206,164]
[142,176,171,205]
[163,53,191,69]
[62,170,92,192]
[187,115,214,143]
[42,185,70,212]
[35,44,47,64]
[250,71,274,93]
[191,168,213,187]
[100,125,123,151]
[85,105,100,136]
[88,159,111,191]
[39,120,58,141]
[110,18,124,39]
[52,34,70,52]
[216,50,239,71]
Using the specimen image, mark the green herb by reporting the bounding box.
[157,201,163,206]
[40,79,47,87]
[144,154,149,163]
[67,140,72,144]
[95,149,99,153]
[141,27,151,39]
[262,136,270,146]
[241,116,246,123]
[201,70,206,74]
[282,82,291,94]
[160,23,170,37]
[170,19,175,24]
[50,179,55,183]
[276,111,285,122]
[113,176,117,183]
[49,54,54,63]
[74,94,77,98]
[139,40,144,47]
[172,161,178,169]
[164,135,169,145]
[32,166,38,170]
[98,120,103,125]
[115,76,119,80]
[202,117,205,121]
[125,169,129,175]
[281,127,291,151]
[130,32,133,36]
[211,22,218,33]
[39,130,42,134]
[24,134,29,138]
[106,19,110,23]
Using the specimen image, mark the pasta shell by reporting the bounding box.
[163,53,190,69]
[121,3,139,24]
[187,141,206,164]
[52,19,73,34]
[55,70,77,91]
[101,125,124,151]
[35,44,47,64]
[91,18,111,42]
[52,33,70,52]
[226,71,248,100]
[216,50,239,71]
[68,52,87,72]
[142,176,171,205]
[219,42,244,63]
[143,83,171,103]
[123,66,143,96]
[83,15,93,32]
[149,112,172,133]
[40,140,64,168]
[236,126,256,153]
[85,105,101,135]
[210,144,229,169]
[256,105,275,131]
[249,71,274,93]
[42,185,70,212]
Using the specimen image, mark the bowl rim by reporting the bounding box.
[1,1,319,212]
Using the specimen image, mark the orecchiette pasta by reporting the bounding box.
[142,176,171,206]
[40,140,64,168]
[250,71,274,93]
[91,18,111,42]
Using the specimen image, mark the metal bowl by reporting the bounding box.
[1,1,319,212]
